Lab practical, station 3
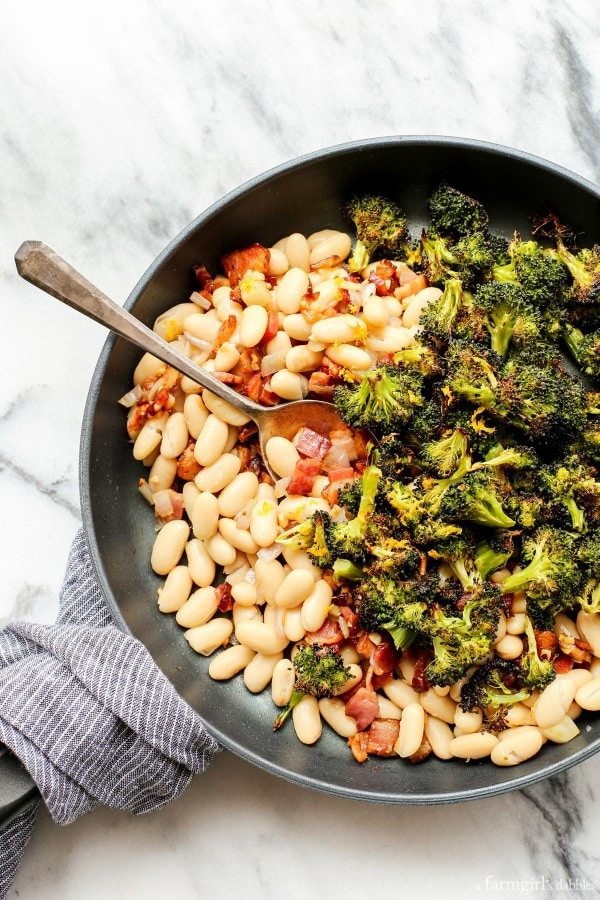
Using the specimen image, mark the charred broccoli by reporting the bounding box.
[273,644,352,730]
[345,194,409,272]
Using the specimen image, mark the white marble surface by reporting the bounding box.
[3,0,600,896]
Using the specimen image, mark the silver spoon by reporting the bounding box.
[15,241,347,478]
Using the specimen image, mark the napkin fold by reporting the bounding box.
[0,529,220,899]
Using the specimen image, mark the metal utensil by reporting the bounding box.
[14,241,345,478]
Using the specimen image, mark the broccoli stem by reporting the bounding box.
[273,689,304,731]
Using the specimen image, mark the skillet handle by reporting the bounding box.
[0,745,38,830]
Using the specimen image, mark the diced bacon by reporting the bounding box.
[211,314,237,353]
[308,371,334,398]
[409,735,433,764]
[155,490,185,523]
[232,446,252,470]
[345,687,379,731]
[214,372,244,386]
[328,467,355,483]
[553,653,574,674]
[220,244,270,287]
[534,629,557,660]
[304,619,343,646]
[293,427,332,461]
[348,731,369,764]
[375,260,396,280]
[238,422,258,443]
[287,458,321,496]
[258,381,280,406]
[216,582,233,613]
[259,311,280,346]
[368,269,389,297]
[244,372,262,403]
[240,348,263,373]
[177,441,202,481]
[367,718,400,756]
[371,640,399,676]
[411,650,431,692]
[355,631,378,660]
[192,264,214,292]
[339,606,360,637]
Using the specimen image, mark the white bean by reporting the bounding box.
[191,492,220,540]
[533,677,576,729]
[194,453,241,493]
[250,498,279,548]
[504,703,535,727]
[450,732,498,760]
[539,715,580,743]
[420,688,456,724]
[183,394,209,439]
[157,566,193,613]
[277,496,330,528]
[194,414,229,467]
[205,532,237,566]
[218,518,260,555]
[562,668,593,690]
[555,612,580,641]
[453,708,483,733]
[159,412,188,459]
[240,274,271,308]
[265,436,300,478]
[151,520,190,575]
[209,644,255,680]
[576,610,600,657]
[495,634,524,660]
[310,233,351,266]
[232,603,262,628]
[235,621,289,654]
[182,482,200,516]
[292,695,321,744]
[185,539,216,587]
[272,658,295,706]
[325,343,372,371]
[268,247,289,277]
[283,607,306,642]
[183,312,221,343]
[270,369,309,401]
[254,558,286,605]
[363,296,390,328]
[218,472,259,518]
[424,716,454,760]
[280,547,321,579]
[575,676,600,711]
[282,314,312,341]
[265,330,292,356]
[491,727,543,766]
[378,697,402,720]
[301,580,333,632]
[243,651,283,693]
[511,592,527,614]
[133,412,169,460]
[285,345,324,373]
[381,677,420,709]
[133,353,164,386]
[275,569,315,609]
[311,314,365,345]
[184,618,233,655]
[213,342,241,373]
[394,703,425,758]
[506,613,526,635]
[202,390,251,426]
[275,268,309,314]
[148,454,178,493]
[231,581,258,607]
[318,698,357,738]
[402,287,442,328]
[239,305,268,347]
[216,299,243,323]
[175,585,219,628]
[284,233,310,272]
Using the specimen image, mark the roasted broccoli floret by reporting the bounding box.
[451,231,509,285]
[369,536,422,578]
[500,527,582,627]
[276,510,333,568]
[521,616,556,689]
[474,282,543,358]
[445,340,500,408]
[418,278,469,340]
[459,658,531,713]
[332,558,364,583]
[337,479,362,515]
[474,538,513,581]
[273,644,352,730]
[428,531,479,591]
[427,183,489,238]
[406,399,445,446]
[354,571,438,649]
[328,465,382,562]
[564,325,600,379]
[333,365,424,436]
[345,194,409,272]
[420,428,469,477]
[394,342,442,377]
[493,235,567,309]
[536,215,600,305]
[438,470,516,529]
[577,578,600,615]
[538,456,600,533]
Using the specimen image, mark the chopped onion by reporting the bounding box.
[138,478,154,506]
[183,332,212,352]
[118,384,143,408]
[257,544,283,562]
[274,476,290,499]
[153,489,174,518]
[365,336,390,353]
[244,568,257,584]
[330,505,348,524]
[189,290,211,310]
[261,350,287,377]
[322,445,351,472]
[234,512,250,530]
[338,615,350,639]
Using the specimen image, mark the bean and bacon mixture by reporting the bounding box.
[122,187,600,767]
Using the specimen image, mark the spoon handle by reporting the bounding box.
[14,241,263,421]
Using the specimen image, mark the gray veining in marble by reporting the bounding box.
[3,0,600,897]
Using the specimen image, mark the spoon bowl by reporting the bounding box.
[14,240,347,479]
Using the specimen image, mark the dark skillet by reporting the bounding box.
[3,138,600,819]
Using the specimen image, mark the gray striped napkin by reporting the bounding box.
[0,529,220,899]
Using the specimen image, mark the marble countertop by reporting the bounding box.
[3,0,600,896]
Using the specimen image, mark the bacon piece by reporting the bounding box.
[308,370,334,398]
[220,244,270,287]
[239,348,263,373]
[244,372,262,403]
[238,422,258,443]
[214,372,244,386]
[339,605,360,637]
[345,687,379,731]
[258,381,279,406]
[155,490,185,523]
[371,640,399,676]
[305,619,343,646]
[259,311,280,346]
[327,467,355,483]
[177,441,202,481]
[375,260,396,280]
[355,631,378,660]
[216,582,233,613]
[409,735,433,764]
[211,314,237,353]
[192,264,214,292]
[348,731,369,764]
[553,652,574,674]
[367,718,400,756]
[293,427,332,461]
[411,650,431,692]
[534,629,558,660]
[287,458,321,496]
[232,446,252,471]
